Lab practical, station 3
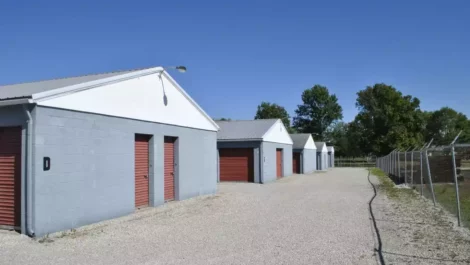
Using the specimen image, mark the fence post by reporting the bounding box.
[404,149,408,185]
[451,145,462,226]
[420,150,423,196]
[411,149,414,186]
[398,151,401,183]
[394,150,397,177]
[450,131,462,226]
[425,148,437,206]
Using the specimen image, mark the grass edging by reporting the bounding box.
[369,167,414,199]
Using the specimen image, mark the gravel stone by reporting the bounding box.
[0,168,380,264]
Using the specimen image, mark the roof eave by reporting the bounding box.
[0,97,33,107]
[31,67,164,101]
[217,138,263,142]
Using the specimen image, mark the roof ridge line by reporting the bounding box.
[0,66,154,87]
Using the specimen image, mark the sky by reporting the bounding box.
[1,0,469,123]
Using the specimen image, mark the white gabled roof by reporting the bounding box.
[215,119,293,145]
[327,146,335,153]
[290,134,316,150]
[0,67,219,131]
[315,142,328,153]
[262,119,293,145]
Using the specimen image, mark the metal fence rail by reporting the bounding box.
[376,135,470,227]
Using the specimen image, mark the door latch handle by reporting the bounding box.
[144,175,148,179]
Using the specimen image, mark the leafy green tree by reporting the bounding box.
[352,83,424,155]
[424,107,470,145]
[293,85,343,140]
[254,102,294,133]
[325,121,364,157]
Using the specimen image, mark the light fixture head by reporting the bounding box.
[175,66,187,73]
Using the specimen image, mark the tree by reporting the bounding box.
[254,102,294,132]
[293,85,343,140]
[352,83,424,155]
[424,107,470,145]
[325,121,364,157]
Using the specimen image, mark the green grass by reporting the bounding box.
[432,182,470,227]
[370,168,470,228]
[369,167,415,199]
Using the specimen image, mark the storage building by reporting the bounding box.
[315,142,328,170]
[0,67,218,236]
[327,146,335,168]
[216,119,293,183]
[290,134,317,174]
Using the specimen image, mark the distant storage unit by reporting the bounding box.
[290,134,317,174]
[0,67,218,237]
[216,119,293,183]
[327,146,335,168]
[315,142,329,171]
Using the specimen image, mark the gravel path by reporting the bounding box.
[369,173,470,264]
[0,168,377,265]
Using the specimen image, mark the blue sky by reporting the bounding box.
[1,0,469,122]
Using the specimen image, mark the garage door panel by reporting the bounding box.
[276,149,282,178]
[0,127,21,227]
[164,137,176,201]
[293,152,301,174]
[219,148,254,182]
[135,135,150,208]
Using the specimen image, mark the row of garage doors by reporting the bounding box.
[0,129,178,229]
[134,135,176,208]
[219,148,283,182]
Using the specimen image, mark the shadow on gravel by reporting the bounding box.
[367,170,386,265]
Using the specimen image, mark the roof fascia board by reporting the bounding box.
[217,138,263,142]
[31,67,164,102]
[0,98,33,107]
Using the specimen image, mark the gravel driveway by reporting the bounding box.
[0,168,377,265]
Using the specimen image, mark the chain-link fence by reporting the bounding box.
[376,143,470,228]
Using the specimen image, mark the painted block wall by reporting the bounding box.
[302,149,316,173]
[323,153,329,170]
[32,106,217,236]
[261,142,293,183]
[316,152,324,170]
[217,141,261,183]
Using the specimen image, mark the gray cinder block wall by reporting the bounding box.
[261,142,292,183]
[26,106,217,236]
[302,149,316,173]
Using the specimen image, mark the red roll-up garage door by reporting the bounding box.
[276,149,282,178]
[0,127,22,228]
[164,137,176,201]
[135,134,150,208]
[219,148,254,182]
[293,152,301,174]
